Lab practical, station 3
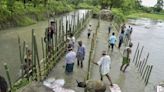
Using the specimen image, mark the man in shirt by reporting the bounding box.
[120,42,133,72]
[118,30,124,49]
[93,51,113,86]
[87,25,92,39]
[76,41,86,68]
[65,45,76,73]
[108,32,117,52]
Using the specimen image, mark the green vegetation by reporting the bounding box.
[127,12,164,20]
[0,0,74,29]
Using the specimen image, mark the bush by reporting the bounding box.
[112,8,126,23]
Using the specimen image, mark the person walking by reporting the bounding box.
[65,45,76,73]
[108,32,117,52]
[87,25,92,39]
[76,41,86,68]
[93,51,113,86]
[118,30,124,49]
[120,42,133,72]
[68,33,76,49]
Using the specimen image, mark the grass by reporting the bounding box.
[127,12,164,20]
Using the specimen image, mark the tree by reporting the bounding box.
[154,0,164,12]
[7,0,15,12]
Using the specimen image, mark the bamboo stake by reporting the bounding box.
[144,65,151,83]
[139,58,145,73]
[34,35,41,81]
[142,65,149,79]
[135,49,140,66]
[145,65,153,85]
[141,53,149,76]
[18,35,23,65]
[4,63,12,90]
[137,46,144,67]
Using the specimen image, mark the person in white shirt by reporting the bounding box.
[65,45,76,73]
[87,25,92,39]
[93,51,113,86]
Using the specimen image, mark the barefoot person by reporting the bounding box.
[120,42,133,72]
[108,32,117,52]
[87,25,92,39]
[76,41,86,68]
[65,45,76,73]
[118,30,124,49]
[0,75,8,92]
[93,51,113,86]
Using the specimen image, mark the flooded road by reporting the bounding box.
[0,9,88,84]
[129,18,164,92]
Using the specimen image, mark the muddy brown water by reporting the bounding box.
[129,18,164,92]
[0,9,88,84]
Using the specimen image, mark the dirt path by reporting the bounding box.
[47,19,98,92]
[90,20,145,92]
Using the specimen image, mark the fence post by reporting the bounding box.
[4,63,12,91]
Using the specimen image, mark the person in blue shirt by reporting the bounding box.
[76,41,86,68]
[108,32,117,52]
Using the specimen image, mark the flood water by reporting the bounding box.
[129,18,164,92]
[0,9,88,84]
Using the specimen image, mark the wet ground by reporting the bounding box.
[44,19,145,92]
[90,20,145,92]
[0,9,88,83]
[47,19,98,92]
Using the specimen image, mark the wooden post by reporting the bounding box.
[144,65,151,83]
[135,49,140,66]
[34,35,41,81]
[137,46,144,67]
[142,65,149,79]
[139,58,145,73]
[141,53,149,76]
[4,63,12,90]
[18,36,23,65]
[145,65,153,85]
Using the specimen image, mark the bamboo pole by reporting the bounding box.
[139,58,145,73]
[142,65,149,79]
[4,63,12,91]
[18,35,23,65]
[137,46,144,67]
[145,65,153,85]
[34,35,41,81]
[141,53,149,76]
[135,49,140,66]
[41,37,45,58]
[144,65,151,83]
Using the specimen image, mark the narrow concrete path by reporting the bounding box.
[90,20,145,92]
[47,19,98,92]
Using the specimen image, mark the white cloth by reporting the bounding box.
[97,55,111,75]
[65,51,76,64]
